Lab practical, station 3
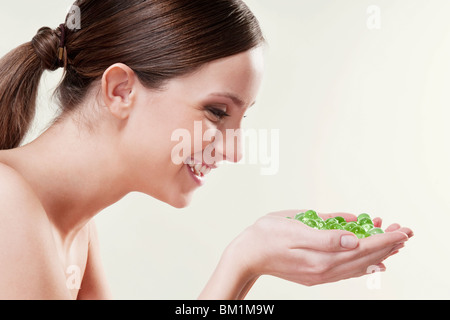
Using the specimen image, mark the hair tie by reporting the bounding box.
[57,23,66,66]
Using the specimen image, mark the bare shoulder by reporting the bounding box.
[0,162,52,234]
[0,162,70,299]
[0,162,45,214]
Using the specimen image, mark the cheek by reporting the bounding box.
[121,111,178,177]
[121,126,186,201]
[178,119,221,161]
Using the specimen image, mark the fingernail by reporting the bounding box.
[341,235,358,249]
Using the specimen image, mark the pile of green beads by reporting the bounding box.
[288,210,384,239]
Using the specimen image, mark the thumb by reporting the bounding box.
[339,233,359,249]
[289,221,359,251]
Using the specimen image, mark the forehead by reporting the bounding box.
[163,47,264,107]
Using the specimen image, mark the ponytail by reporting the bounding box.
[0,26,63,150]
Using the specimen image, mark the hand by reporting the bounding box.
[199,209,413,299]
[228,209,413,287]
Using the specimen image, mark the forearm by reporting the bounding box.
[198,242,258,300]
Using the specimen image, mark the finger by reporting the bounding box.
[385,223,401,232]
[304,247,391,285]
[328,230,409,267]
[360,230,409,248]
[398,227,414,238]
[331,259,388,284]
[321,234,407,283]
[385,224,414,238]
[375,262,386,272]
[373,217,382,228]
[386,242,405,257]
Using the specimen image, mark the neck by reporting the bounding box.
[3,113,131,243]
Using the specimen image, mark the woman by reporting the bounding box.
[0,0,412,299]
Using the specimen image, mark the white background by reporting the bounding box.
[1,0,449,299]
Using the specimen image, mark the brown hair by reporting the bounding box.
[0,0,264,150]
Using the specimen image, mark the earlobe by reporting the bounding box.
[101,63,136,120]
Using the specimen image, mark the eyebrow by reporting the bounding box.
[209,92,256,108]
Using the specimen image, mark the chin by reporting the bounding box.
[170,201,191,209]
[137,177,196,209]
[150,191,194,209]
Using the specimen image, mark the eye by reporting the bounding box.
[204,105,230,121]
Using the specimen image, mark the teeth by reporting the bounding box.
[201,166,211,176]
[187,161,212,178]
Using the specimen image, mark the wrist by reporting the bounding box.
[198,238,258,300]
[224,238,261,295]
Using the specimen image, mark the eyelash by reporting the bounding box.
[205,106,231,121]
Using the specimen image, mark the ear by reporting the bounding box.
[101,63,136,120]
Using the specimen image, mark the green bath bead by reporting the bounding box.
[286,211,384,236]
[357,213,371,221]
[300,217,309,223]
[325,221,338,229]
[304,210,320,220]
[355,233,367,239]
[325,218,344,230]
[351,225,365,235]
[334,216,346,224]
[303,219,319,229]
[294,212,305,221]
[367,227,384,236]
[361,223,374,232]
[316,220,326,229]
[358,217,373,226]
[343,221,357,231]
[328,223,344,230]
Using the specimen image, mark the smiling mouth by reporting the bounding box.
[187,162,211,178]
[184,158,212,178]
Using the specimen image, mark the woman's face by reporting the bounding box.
[122,47,264,208]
